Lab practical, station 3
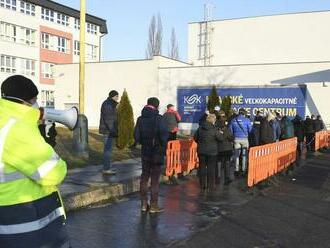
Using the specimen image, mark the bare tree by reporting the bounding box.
[145,14,163,58]
[168,27,179,59]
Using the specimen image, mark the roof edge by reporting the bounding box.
[26,0,108,34]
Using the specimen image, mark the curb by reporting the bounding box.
[63,175,170,212]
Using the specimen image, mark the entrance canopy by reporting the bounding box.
[271,69,330,85]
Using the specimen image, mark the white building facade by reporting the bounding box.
[0,0,107,107]
[54,11,330,131]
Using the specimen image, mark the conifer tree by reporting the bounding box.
[207,85,220,113]
[117,89,135,149]
[220,95,232,118]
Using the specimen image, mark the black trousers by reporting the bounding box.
[306,133,315,151]
[198,154,217,190]
[217,151,233,182]
[140,155,162,204]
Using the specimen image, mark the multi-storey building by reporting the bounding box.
[0,0,107,107]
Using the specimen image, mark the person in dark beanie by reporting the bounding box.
[134,97,168,213]
[0,75,70,247]
[99,90,119,175]
[163,103,181,141]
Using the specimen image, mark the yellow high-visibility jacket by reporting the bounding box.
[0,99,69,246]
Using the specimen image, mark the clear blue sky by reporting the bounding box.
[56,0,330,61]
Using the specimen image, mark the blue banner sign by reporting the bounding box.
[177,86,306,123]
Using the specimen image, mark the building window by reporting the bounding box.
[86,44,98,60]
[74,18,80,30]
[74,40,80,55]
[41,90,55,108]
[19,27,35,45]
[57,37,70,53]
[41,8,54,22]
[0,22,16,42]
[0,0,16,10]
[41,33,70,54]
[57,13,69,26]
[0,55,16,73]
[21,58,35,76]
[20,1,35,16]
[87,23,97,35]
[41,62,55,78]
[41,33,50,49]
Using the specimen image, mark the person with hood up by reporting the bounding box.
[194,114,222,192]
[163,104,181,141]
[134,97,168,213]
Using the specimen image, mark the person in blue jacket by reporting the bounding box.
[228,108,252,177]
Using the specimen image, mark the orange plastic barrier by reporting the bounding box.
[315,131,330,151]
[165,139,198,177]
[247,137,297,187]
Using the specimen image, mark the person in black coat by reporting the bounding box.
[134,97,168,213]
[99,90,119,175]
[194,113,222,192]
[260,113,275,145]
[249,111,263,147]
[314,115,325,132]
[304,115,315,151]
[216,114,234,185]
[292,115,305,159]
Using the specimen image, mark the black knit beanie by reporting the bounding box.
[108,90,119,98]
[1,75,38,101]
[147,97,160,108]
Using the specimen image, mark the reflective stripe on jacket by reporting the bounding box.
[0,99,67,242]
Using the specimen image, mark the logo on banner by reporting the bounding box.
[183,94,202,104]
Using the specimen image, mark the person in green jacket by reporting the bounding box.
[0,75,70,248]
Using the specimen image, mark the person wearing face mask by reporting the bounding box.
[0,75,70,248]
[134,97,168,213]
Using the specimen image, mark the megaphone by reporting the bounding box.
[39,107,78,130]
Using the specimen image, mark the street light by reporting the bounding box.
[72,0,89,158]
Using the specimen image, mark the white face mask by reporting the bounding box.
[4,96,39,109]
[31,102,39,109]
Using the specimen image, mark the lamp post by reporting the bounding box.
[72,0,89,157]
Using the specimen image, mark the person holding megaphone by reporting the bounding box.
[0,75,70,247]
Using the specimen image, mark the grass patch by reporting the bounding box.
[55,128,141,169]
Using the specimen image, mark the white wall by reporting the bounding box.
[188,11,330,65]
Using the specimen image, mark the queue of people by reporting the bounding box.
[194,106,325,193]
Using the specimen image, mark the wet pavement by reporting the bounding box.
[60,158,142,196]
[67,177,252,248]
[66,151,330,248]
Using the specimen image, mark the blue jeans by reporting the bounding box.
[103,135,114,171]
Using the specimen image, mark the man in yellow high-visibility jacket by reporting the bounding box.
[0,75,70,248]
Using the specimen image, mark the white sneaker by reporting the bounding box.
[102,169,117,175]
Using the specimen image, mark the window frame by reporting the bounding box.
[41,62,55,79]
[0,54,16,74]
[41,7,54,22]
[20,1,35,16]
